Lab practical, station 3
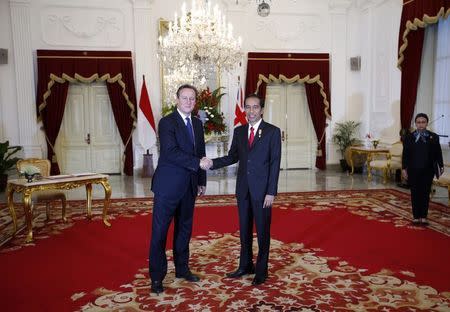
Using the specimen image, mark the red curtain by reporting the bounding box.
[36,50,137,175]
[397,0,450,130]
[245,52,331,170]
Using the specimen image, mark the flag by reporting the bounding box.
[139,76,157,149]
[234,84,247,127]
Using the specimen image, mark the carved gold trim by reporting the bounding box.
[158,18,170,108]
[255,74,331,120]
[7,176,112,243]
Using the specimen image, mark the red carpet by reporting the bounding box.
[0,190,449,311]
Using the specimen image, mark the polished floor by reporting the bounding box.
[3,167,447,207]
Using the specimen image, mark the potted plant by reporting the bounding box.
[331,121,362,171]
[0,141,22,192]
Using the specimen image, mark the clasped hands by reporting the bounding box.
[200,157,213,170]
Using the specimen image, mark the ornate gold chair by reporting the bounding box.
[16,158,67,222]
[433,163,450,207]
[368,141,403,183]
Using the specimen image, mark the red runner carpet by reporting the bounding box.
[0,189,449,311]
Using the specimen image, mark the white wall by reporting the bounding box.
[0,0,405,169]
[0,0,19,144]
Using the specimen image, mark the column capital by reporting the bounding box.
[355,0,389,11]
[329,0,353,14]
[130,0,154,9]
[9,0,31,4]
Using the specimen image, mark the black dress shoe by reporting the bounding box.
[175,270,200,282]
[151,280,164,294]
[226,267,255,278]
[251,275,267,286]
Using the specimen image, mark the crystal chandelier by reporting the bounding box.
[158,0,243,79]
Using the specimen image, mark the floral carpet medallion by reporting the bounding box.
[78,232,450,311]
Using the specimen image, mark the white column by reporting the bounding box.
[132,0,157,169]
[10,0,41,157]
[328,0,352,163]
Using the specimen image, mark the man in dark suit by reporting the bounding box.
[203,93,281,286]
[149,84,209,294]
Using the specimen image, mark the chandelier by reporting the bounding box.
[158,0,243,78]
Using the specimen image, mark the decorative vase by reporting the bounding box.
[24,173,40,183]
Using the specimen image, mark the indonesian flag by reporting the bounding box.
[233,84,247,127]
[139,76,157,149]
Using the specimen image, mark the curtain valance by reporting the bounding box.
[36,50,137,175]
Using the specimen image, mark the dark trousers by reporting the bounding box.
[236,194,272,277]
[408,168,434,219]
[149,187,195,281]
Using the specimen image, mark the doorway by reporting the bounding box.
[55,82,122,174]
[264,83,317,169]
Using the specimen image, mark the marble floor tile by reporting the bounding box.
[2,168,446,207]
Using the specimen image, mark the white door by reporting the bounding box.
[265,83,317,169]
[55,82,122,174]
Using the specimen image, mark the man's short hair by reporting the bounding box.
[177,84,198,98]
[244,93,265,108]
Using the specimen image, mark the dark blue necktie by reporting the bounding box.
[186,117,195,145]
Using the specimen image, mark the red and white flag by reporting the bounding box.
[139,76,157,149]
[233,83,247,127]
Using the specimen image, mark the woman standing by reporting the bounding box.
[402,113,444,225]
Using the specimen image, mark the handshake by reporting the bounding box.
[200,157,213,170]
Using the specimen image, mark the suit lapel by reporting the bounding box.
[242,124,250,151]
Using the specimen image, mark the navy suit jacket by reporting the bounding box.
[151,111,206,201]
[212,120,281,201]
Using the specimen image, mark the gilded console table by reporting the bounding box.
[6,173,112,243]
[349,146,389,181]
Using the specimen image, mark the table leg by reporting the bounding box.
[23,191,33,243]
[86,183,93,219]
[349,150,355,175]
[367,154,373,181]
[6,184,17,235]
[447,186,449,207]
[99,179,112,227]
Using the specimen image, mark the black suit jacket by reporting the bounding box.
[402,130,443,174]
[212,120,281,201]
[151,111,206,201]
